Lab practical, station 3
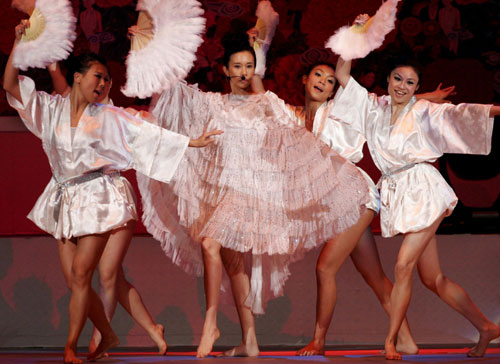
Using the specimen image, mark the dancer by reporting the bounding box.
[3,21,220,364]
[47,61,169,355]
[136,32,371,358]
[332,53,500,360]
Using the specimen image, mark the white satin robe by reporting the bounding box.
[7,76,189,239]
[282,101,380,213]
[331,77,494,237]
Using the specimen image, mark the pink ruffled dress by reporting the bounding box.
[137,81,370,313]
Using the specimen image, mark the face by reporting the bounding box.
[303,65,336,103]
[223,50,255,94]
[74,62,111,104]
[387,66,420,106]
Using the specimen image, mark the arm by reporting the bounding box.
[416,83,456,104]
[490,105,500,117]
[189,129,223,147]
[335,56,352,88]
[47,62,71,96]
[3,21,29,103]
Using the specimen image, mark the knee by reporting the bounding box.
[201,238,220,258]
[420,273,445,293]
[98,268,118,291]
[394,260,415,283]
[71,265,93,288]
[316,260,335,280]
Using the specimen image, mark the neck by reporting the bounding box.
[303,97,324,131]
[70,89,90,126]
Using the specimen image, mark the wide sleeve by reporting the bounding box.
[100,105,189,183]
[149,80,211,137]
[5,76,56,138]
[417,100,494,155]
[330,76,378,136]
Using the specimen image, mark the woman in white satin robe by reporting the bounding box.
[4,22,217,364]
[333,56,500,360]
[273,63,418,357]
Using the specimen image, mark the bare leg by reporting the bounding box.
[218,248,259,357]
[350,228,418,355]
[417,236,500,358]
[384,214,445,360]
[197,237,222,358]
[297,210,375,356]
[90,221,167,355]
[58,239,119,364]
[63,234,118,364]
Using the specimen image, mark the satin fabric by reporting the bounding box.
[282,101,380,213]
[331,77,494,237]
[7,76,189,239]
[138,81,370,314]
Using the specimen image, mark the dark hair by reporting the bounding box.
[302,62,336,77]
[387,56,422,84]
[221,31,256,68]
[64,52,110,86]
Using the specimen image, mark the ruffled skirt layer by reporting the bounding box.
[138,119,370,313]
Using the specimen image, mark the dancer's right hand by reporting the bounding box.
[14,19,30,42]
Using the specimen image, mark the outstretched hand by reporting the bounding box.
[189,129,223,148]
[428,83,457,104]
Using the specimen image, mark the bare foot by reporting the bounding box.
[467,324,500,357]
[88,330,108,358]
[296,339,325,356]
[150,323,167,355]
[64,345,82,364]
[196,326,220,358]
[385,339,402,360]
[87,331,119,361]
[217,341,260,357]
[395,337,419,355]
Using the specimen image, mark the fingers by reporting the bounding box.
[205,129,224,137]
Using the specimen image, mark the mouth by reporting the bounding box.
[394,90,406,97]
[314,85,324,92]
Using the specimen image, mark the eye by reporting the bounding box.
[394,75,401,81]
[315,72,321,77]
[407,80,415,85]
[328,79,334,84]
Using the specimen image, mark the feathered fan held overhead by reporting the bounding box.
[325,0,401,61]
[13,0,76,71]
[252,0,279,78]
[122,0,206,99]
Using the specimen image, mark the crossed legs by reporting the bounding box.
[89,221,167,355]
[384,213,500,360]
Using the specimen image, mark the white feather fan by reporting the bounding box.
[253,0,279,77]
[121,0,206,99]
[325,0,400,61]
[13,0,76,71]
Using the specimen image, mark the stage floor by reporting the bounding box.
[2,348,500,363]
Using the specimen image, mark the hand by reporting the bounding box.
[189,129,223,148]
[426,83,457,104]
[354,14,370,26]
[14,19,30,42]
[127,25,139,39]
[247,27,259,47]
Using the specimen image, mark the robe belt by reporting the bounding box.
[53,169,120,222]
[377,163,418,207]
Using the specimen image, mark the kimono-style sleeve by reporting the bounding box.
[149,80,212,137]
[415,100,494,155]
[330,76,379,136]
[6,76,58,138]
[99,105,189,183]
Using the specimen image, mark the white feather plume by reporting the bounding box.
[122,0,206,99]
[13,0,77,71]
[325,0,400,61]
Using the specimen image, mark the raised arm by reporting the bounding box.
[490,105,500,117]
[335,56,352,88]
[3,21,29,103]
[47,62,71,96]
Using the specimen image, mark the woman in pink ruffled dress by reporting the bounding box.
[137,33,371,358]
